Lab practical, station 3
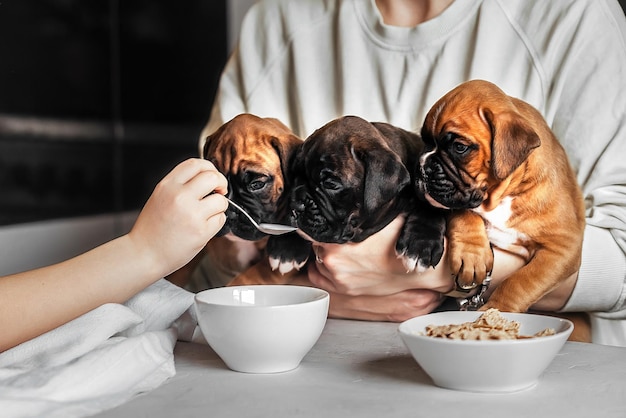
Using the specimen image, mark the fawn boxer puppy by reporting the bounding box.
[203,114,302,241]
[416,80,586,315]
[167,114,303,287]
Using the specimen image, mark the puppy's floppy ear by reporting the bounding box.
[352,145,410,214]
[202,131,216,159]
[270,135,301,182]
[482,108,541,180]
[202,121,228,160]
[202,125,233,173]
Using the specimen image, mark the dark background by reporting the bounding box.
[0,0,227,225]
[0,1,625,226]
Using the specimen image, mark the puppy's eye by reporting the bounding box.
[452,142,470,155]
[321,178,341,191]
[249,179,267,191]
[245,173,271,192]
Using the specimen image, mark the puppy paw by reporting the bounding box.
[396,208,446,272]
[448,210,493,288]
[448,243,493,288]
[396,237,445,273]
[449,238,493,288]
[266,234,312,275]
[268,256,307,274]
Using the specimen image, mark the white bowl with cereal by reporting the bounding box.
[398,309,573,393]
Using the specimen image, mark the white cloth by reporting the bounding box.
[0,279,201,418]
[200,0,626,343]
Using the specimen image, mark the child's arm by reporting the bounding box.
[0,158,228,352]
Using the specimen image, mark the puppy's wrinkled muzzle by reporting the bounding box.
[420,159,483,209]
[290,185,347,243]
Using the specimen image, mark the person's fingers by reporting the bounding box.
[169,158,218,184]
[200,193,229,220]
[325,289,444,322]
[203,210,227,237]
[184,166,228,199]
[307,260,338,293]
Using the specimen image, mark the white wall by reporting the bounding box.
[0,212,137,276]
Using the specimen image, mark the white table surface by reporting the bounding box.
[95,318,626,418]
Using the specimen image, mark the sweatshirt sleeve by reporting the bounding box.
[531,0,626,316]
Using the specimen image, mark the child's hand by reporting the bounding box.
[129,158,228,277]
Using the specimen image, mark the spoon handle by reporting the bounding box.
[224,197,261,228]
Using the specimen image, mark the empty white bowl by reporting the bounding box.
[194,285,329,373]
[398,311,573,392]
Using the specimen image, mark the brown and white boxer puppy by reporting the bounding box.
[166,114,303,287]
[416,80,586,314]
[203,114,302,241]
[283,115,447,274]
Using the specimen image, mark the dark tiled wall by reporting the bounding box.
[0,0,227,225]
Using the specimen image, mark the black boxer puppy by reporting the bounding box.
[272,115,447,274]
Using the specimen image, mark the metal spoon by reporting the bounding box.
[224,197,298,236]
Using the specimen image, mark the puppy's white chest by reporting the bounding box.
[224,234,263,266]
[474,196,514,228]
[472,196,531,259]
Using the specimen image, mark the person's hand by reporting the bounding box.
[308,216,454,295]
[128,158,228,278]
[305,216,455,321]
[306,214,531,322]
[324,286,446,322]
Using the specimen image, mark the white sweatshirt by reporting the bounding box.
[201,0,626,343]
